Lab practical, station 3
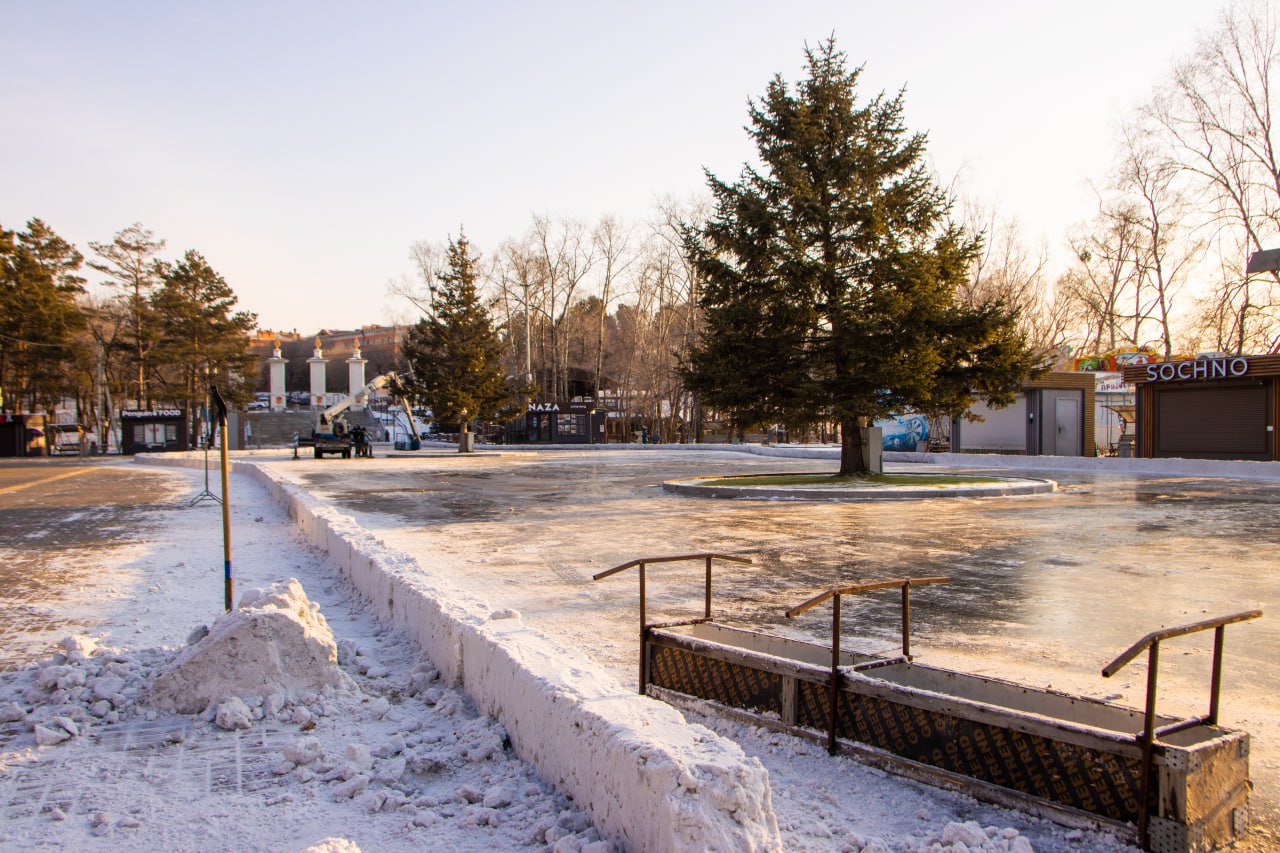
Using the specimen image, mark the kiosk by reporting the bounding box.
[120,409,189,455]
[1122,354,1280,460]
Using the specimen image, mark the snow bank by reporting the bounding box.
[148,578,349,714]
[138,454,782,852]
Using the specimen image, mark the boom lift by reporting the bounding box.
[311,372,416,458]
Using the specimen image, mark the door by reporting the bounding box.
[1054,397,1080,456]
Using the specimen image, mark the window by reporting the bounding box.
[558,414,586,436]
[133,423,173,446]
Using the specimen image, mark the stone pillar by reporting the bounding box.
[347,344,368,411]
[268,342,288,412]
[307,337,328,410]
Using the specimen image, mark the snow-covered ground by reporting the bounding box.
[1,454,1170,852]
[0,464,604,852]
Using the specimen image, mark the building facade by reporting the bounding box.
[1122,354,1280,460]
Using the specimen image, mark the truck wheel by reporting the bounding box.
[314,447,323,459]
[343,448,351,458]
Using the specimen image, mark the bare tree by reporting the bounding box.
[1147,0,1280,351]
[1115,125,1205,357]
[88,224,166,409]
[590,216,634,402]
[1065,202,1145,354]
[532,215,595,400]
[962,202,1073,357]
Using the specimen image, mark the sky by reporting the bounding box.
[2,1,1226,334]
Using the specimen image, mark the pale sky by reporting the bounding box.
[3,1,1224,333]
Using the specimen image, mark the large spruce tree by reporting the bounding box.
[397,234,512,428]
[683,40,1041,473]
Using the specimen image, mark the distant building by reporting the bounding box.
[250,325,408,395]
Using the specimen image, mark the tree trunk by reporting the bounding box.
[838,415,882,475]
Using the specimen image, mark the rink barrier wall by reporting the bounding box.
[525,443,1280,479]
[237,441,1280,480]
[136,454,782,853]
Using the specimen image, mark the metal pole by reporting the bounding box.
[1209,625,1225,724]
[704,555,712,620]
[1138,642,1160,850]
[828,593,842,755]
[638,562,646,695]
[220,416,232,612]
[902,582,912,658]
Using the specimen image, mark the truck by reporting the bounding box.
[310,372,415,459]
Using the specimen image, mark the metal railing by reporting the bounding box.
[593,553,753,693]
[786,576,950,754]
[1102,609,1263,850]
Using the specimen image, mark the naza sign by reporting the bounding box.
[1144,357,1249,382]
[528,403,561,412]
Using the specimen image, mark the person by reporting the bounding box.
[350,424,369,457]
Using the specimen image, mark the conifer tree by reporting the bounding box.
[683,39,1041,473]
[0,219,88,414]
[397,234,513,429]
[150,250,258,441]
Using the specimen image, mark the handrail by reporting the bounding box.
[785,575,949,755]
[1101,609,1262,851]
[593,552,752,581]
[1101,610,1262,677]
[593,553,754,694]
[786,576,950,619]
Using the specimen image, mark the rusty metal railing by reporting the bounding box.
[593,553,753,694]
[1102,609,1263,850]
[786,576,950,754]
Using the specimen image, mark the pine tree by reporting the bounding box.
[0,219,88,414]
[397,234,513,428]
[150,250,258,441]
[683,39,1041,473]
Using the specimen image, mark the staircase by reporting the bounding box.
[242,412,315,447]
[241,408,391,448]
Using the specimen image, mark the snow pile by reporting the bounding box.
[0,635,158,743]
[148,578,350,714]
[1,624,612,851]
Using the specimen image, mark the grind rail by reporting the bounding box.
[593,553,754,693]
[1102,609,1263,850]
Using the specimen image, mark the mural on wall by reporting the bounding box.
[876,415,929,451]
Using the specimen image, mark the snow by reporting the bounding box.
[141,452,782,852]
[0,464,607,852]
[148,578,350,715]
[0,449,1155,851]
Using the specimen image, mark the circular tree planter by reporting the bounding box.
[663,472,1055,501]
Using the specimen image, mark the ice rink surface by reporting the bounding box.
[274,448,1280,843]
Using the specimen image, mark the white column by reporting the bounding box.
[347,344,369,411]
[307,338,328,409]
[268,343,288,412]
